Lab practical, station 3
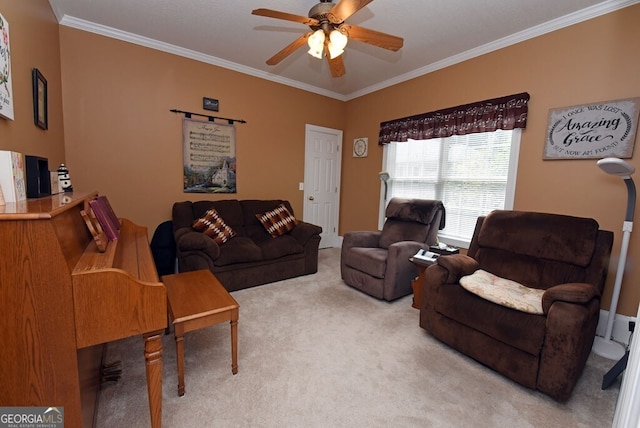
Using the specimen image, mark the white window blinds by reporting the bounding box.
[383,129,520,247]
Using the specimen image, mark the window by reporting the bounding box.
[381,129,521,248]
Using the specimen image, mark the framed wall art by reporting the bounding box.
[32,68,47,130]
[353,137,368,158]
[0,13,14,120]
[182,118,237,193]
[543,97,640,160]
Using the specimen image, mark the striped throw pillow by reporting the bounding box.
[256,204,297,238]
[192,208,236,245]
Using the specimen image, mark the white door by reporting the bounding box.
[304,124,342,249]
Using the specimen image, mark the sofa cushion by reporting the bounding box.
[473,247,587,290]
[192,208,236,245]
[379,219,429,249]
[477,211,599,267]
[256,235,304,260]
[460,270,544,314]
[256,203,297,237]
[435,282,547,356]
[385,198,445,227]
[344,247,388,278]
[213,237,263,266]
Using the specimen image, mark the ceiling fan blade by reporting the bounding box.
[327,55,346,78]
[325,46,346,78]
[342,24,404,51]
[265,33,311,65]
[252,8,319,26]
[327,0,374,24]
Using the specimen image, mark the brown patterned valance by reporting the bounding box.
[378,92,530,145]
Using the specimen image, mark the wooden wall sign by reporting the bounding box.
[543,97,640,160]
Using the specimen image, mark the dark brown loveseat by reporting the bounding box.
[419,210,613,401]
[173,199,322,291]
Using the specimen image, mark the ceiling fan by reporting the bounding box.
[252,0,404,78]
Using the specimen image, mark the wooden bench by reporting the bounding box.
[162,269,239,396]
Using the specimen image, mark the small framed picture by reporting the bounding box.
[203,97,219,112]
[32,68,47,130]
[353,137,368,158]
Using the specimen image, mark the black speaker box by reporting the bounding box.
[25,155,51,198]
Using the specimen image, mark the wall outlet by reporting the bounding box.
[299,182,304,191]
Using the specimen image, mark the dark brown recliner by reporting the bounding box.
[341,198,445,301]
[419,210,613,401]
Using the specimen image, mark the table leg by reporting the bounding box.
[231,308,238,375]
[175,327,186,396]
[143,331,163,428]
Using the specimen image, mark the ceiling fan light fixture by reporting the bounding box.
[307,29,325,59]
[327,43,344,59]
[253,1,405,76]
[307,47,324,59]
[328,29,348,59]
[330,29,348,50]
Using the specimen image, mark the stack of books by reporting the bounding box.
[89,195,121,241]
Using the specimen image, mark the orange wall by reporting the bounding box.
[2,2,640,316]
[0,1,65,166]
[59,27,346,235]
[342,5,640,315]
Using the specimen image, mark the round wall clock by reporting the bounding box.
[353,138,368,158]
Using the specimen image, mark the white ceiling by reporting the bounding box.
[48,0,637,101]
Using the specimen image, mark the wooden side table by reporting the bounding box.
[162,269,239,396]
[409,257,436,309]
[410,246,460,309]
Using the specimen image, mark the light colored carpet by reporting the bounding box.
[96,247,620,427]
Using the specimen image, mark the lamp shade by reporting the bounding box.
[307,29,325,59]
[597,157,635,177]
[328,29,348,59]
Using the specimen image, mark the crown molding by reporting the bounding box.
[56,0,639,102]
[345,0,640,100]
[48,0,65,23]
[58,16,349,101]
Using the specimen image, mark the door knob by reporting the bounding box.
[308,196,314,200]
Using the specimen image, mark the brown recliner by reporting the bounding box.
[419,210,614,401]
[341,198,445,301]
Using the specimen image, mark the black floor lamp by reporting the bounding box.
[592,157,636,361]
